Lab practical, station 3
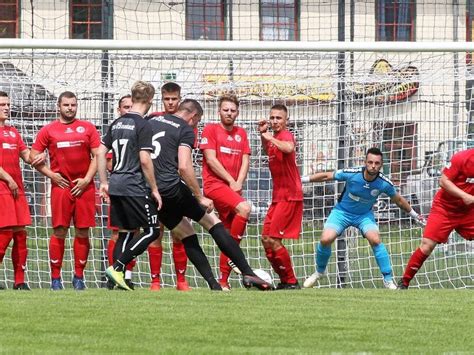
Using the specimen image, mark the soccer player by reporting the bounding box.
[257,104,303,290]
[200,94,252,290]
[0,91,43,290]
[302,147,425,290]
[399,148,474,289]
[146,82,190,291]
[105,94,136,290]
[99,81,162,291]
[31,91,101,291]
[148,99,272,291]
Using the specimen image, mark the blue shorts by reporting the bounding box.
[324,208,379,236]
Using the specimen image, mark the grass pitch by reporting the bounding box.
[0,288,472,354]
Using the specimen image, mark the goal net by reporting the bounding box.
[0,40,472,289]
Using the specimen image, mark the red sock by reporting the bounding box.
[148,245,163,282]
[265,247,282,279]
[402,248,429,286]
[0,230,14,263]
[274,246,297,284]
[49,235,65,279]
[73,237,90,278]
[107,238,116,266]
[230,215,248,240]
[173,241,187,283]
[126,258,136,271]
[12,230,28,285]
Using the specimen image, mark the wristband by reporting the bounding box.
[301,176,310,183]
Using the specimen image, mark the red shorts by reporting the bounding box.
[262,201,303,239]
[424,203,474,243]
[0,193,31,228]
[205,185,245,229]
[51,185,96,228]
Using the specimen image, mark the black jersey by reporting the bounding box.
[102,112,153,196]
[147,113,195,197]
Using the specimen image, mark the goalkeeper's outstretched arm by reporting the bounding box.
[301,171,335,183]
[391,193,426,226]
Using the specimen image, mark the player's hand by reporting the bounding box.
[30,152,46,167]
[229,180,242,193]
[51,173,70,189]
[258,119,268,134]
[8,179,18,199]
[100,183,110,204]
[461,194,474,206]
[198,196,214,213]
[71,177,90,197]
[414,214,427,227]
[261,131,273,142]
[151,190,162,211]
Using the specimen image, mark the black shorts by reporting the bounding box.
[159,182,206,230]
[110,195,159,230]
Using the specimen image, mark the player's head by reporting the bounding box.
[0,91,10,122]
[161,82,181,114]
[218,94,239,129]
[365,147,383,177]
[131,81,155,111]
[57,91,78,122]
[269,103,288,133]
[118,94,132,116]
[177,99,203,128]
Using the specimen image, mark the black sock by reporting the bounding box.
[182,234,220,290]
[208,223,254,276]
[112,231,134,269]
[113,228,159,271]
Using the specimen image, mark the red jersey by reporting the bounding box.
[433,148,474,212]
[0,126,27,195]
[200,123,250,192]
[265,130,303,202]
[32,119,101,184]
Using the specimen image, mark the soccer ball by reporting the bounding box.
[253,268,273,285]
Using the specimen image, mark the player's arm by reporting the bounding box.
[258,119,269,154]
[203,149,236,185]
[391,193,426,226]
[301,171,335,183]
[178,145,214,212]
[140,149,162,210]
[0,167,18,198]
[261,133,294,154]
[235,153,250,192]
[30,148,69,189]
[439,173,474,206]
[19,148,45,167]
[71,147,98,197]
[97,144,110,202]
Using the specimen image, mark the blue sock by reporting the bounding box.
[316,243,331,274]
[373,243,392,281]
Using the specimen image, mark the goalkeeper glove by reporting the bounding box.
[409,209,426,227]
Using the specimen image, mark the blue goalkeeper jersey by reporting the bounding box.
[333,167,397,215]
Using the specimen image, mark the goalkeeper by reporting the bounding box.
[302,147,425,289]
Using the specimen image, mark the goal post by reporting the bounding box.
[0,39,472,289]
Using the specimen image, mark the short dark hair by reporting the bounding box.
[58,91,77,104]
[118,94,131,107]
[270,103,288,114]
[366,147,383,159]
[0,91,8,98]
[178,99,203,117]
[161,82,181,95]
[218,94,239,109]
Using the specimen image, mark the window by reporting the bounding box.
[186,0,225,40]
[376,0,415,41]
[0,0,19,38]
[70,0,103,39]
[260,0,299,41]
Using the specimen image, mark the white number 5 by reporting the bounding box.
[151,131,165,159]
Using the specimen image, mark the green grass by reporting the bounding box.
[0,288,472,354]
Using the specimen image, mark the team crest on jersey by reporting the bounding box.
[9,131,15,138]
[76,126,85,133]
[201,137,208,145]
[235,134,241,142]
[371,189,380,196]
